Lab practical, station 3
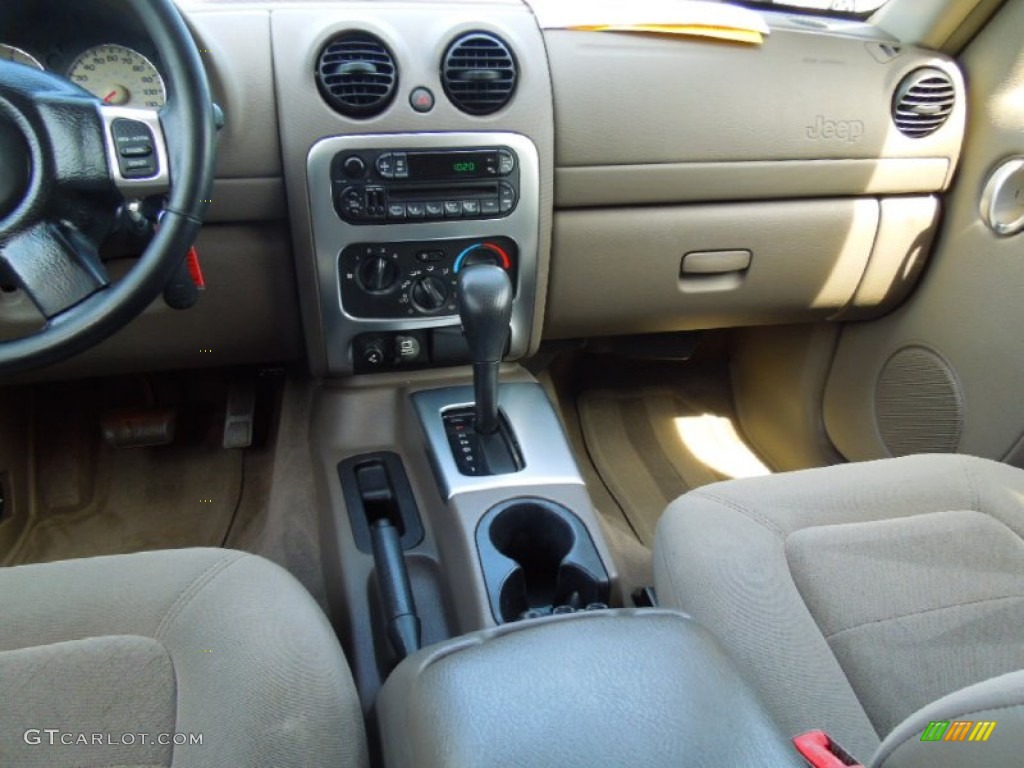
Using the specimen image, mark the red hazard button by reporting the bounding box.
[410,86,435,113]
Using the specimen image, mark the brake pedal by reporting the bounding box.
[222,381,256,449]
[101,409,177,448]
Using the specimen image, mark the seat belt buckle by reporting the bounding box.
[793,731,864,768]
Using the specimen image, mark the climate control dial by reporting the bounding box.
[454,242,513,273]
[357,255,399,293]
[410,276,450,313]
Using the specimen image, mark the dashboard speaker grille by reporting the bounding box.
[316,33,397,118]
[876,346,962,456]
[892,68,956,138]
[442,32,518,115]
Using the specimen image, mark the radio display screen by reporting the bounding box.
[408,150,496,180]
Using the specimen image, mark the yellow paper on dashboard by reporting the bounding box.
[571,24,764,45]
[526,0,770,45]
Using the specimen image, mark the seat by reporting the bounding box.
[0,548,368,768]
[654,454,1024,766]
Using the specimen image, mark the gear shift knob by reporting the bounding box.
[457,265,513,434]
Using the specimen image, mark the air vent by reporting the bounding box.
[316,33,397,118]
[442,32,518,116]
[892,68,956,139]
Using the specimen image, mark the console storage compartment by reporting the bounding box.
[377,609,803,768]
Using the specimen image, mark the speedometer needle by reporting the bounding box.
[103,91,117,103]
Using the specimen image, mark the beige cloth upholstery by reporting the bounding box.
[0,548,368,768]
[654,454,1024,759]
[872,669,1024,768]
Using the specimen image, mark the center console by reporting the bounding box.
[306,131,541,376]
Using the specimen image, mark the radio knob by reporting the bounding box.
[410,276,450,313]
[357,255,399,293]
[342,155,366,179]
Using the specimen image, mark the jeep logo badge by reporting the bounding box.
[806,116,864,143]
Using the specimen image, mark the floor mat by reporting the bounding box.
[2,376,245,568]
[3,442,242,567]
[578,381,770,546]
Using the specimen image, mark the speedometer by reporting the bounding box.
[0,44,44,70]
[68,44,166,109]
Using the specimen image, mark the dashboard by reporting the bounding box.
[0,0,969,381]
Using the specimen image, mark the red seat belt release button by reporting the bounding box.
[186,246,206,290]
[793,731,864,768]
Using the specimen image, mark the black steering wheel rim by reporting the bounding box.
[0,0,215,374]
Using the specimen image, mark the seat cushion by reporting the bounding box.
[653,454,1024,759]
[0,548,368,768]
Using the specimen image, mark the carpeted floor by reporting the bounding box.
[577,379,770,547]
[3,443,242,566]
[0,374,329,608]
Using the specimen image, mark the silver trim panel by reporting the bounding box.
[307,132,541,375]
[99,106,170,198]
[412,382,585,500]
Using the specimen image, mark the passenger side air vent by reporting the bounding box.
[441,32,518,115]
[891,68,956,138]
[316,33,397,118]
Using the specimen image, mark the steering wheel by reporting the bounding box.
[0,0,215,374]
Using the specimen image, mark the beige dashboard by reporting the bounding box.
[0,0,967,379]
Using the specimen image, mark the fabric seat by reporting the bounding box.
[654,454,1024,766]
[0,548,368,768]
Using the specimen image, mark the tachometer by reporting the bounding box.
[67,44,166,109]
[0,44,44,70]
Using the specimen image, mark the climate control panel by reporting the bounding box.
[339,237,518,320]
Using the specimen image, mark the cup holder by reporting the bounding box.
[476,498,610,623]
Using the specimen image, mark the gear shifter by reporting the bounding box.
[457,264,513,434]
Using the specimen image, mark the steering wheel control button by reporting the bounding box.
[409,87,435,113]
[112,118,158,178]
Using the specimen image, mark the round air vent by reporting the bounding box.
[316,32,397,118]
[892,68,956,139]
[441,32,518,116]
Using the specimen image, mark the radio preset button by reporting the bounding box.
[462,200,480,216]
[393,153,409,179]
[376,153,395,178]
[425,202,444,219]
[444,201,463,218]
[387,203,407,219]
[407,202,425,218]
[498,150,515,175]
[481,199,500,215]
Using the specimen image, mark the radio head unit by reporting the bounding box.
[331,146,520,224]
